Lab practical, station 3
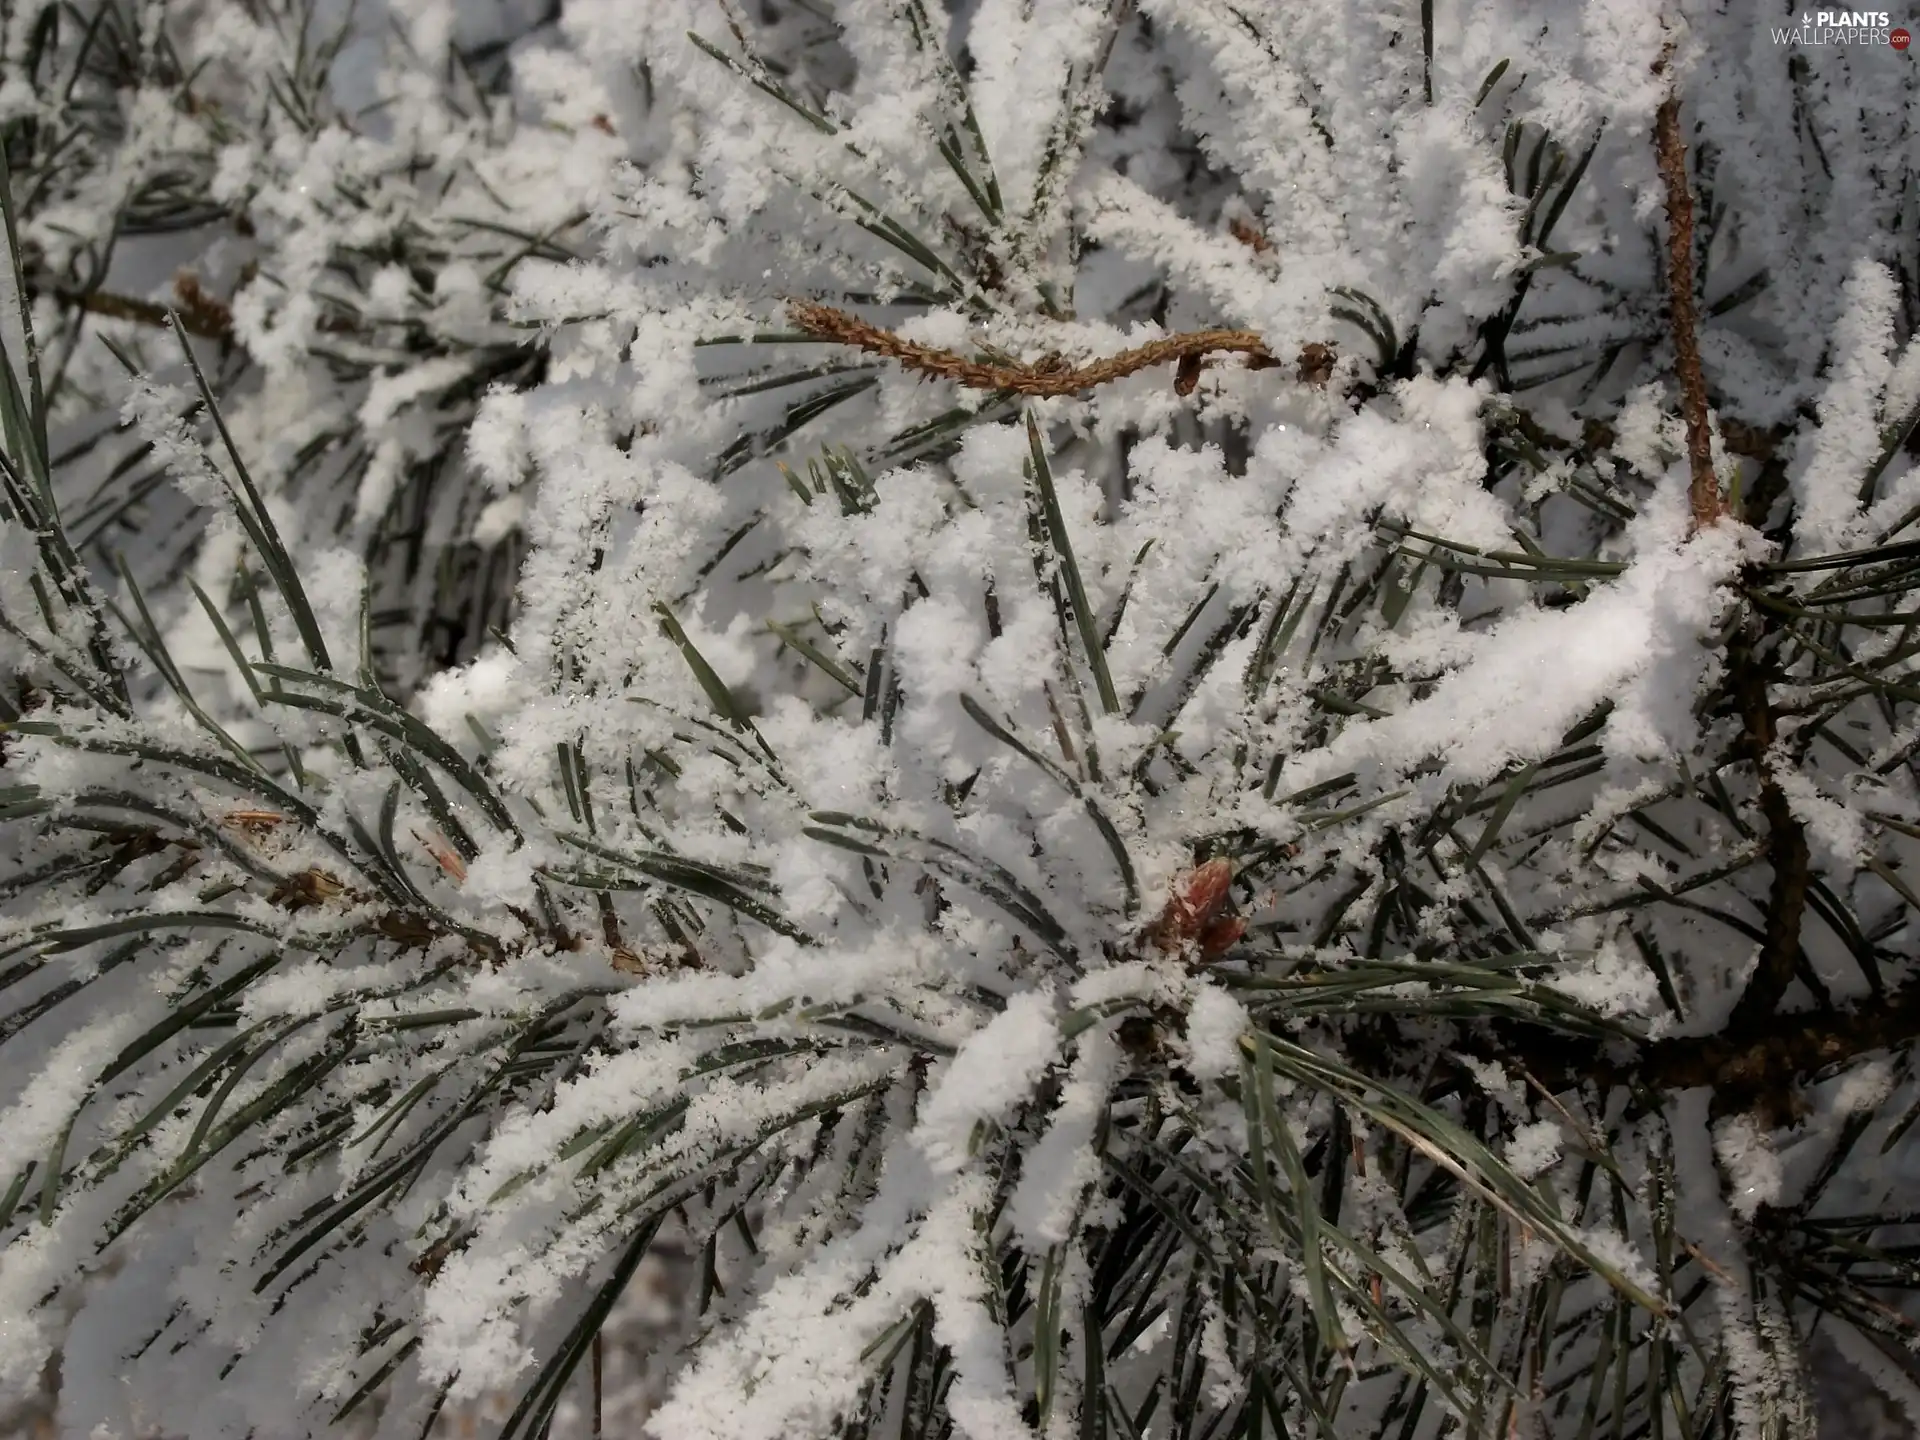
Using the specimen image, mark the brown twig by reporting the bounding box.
[34,271,358,345]
[39,283,232,342]
[1488,976,1920,1126]
[1721,616,1814,1036]
[1709,427,1813,1038]
[1652,49,1723,529]
[1627,979,1920,1121]
[1649,54,1816,1060]
[785,300,1291,397]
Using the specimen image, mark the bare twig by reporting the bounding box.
[1630,979,1920,1121]
[170,272,239,342]
[1722,620,1814,1036]
[1715,427,1813,1036]
[38,282,232,341]
[33,271,358,345]
[1652,49,1723,529]
[1493,975,1920,1124]
[785,300,1297,397]
[1649,51,1814,1050]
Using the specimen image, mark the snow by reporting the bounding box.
[914,989,1061,1175]
[1830,1059,1894,1117]
[1714,1114,1784,1220]
[1504,1119,1564,1181]
[1279,514,1751,792]
[1546,942,1663,1020]
[1006,1029,1119,1248]
[1795,261,1901,551]
[1774,764,1873,871]
[0,1008,156,1182]
[1181,984,1249,1083]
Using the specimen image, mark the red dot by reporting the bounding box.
[1894,26,1913,49]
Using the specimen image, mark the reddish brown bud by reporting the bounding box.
[1197,916,1246,958]
[1296,342,1336,388]
[1149,858,1236,953]
[1175,858,1234,925]
[1228,218,1273,255]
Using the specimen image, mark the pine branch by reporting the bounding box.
[1653,56,1807,1035]
[1491,979,1920,1124]
[1652,50,1723,530]
[31,272,360,344]
[1629,980,1920,1120]
[785,300,1321,396]
[1722,404,1811,1036]
[1722,618,1814,1034]
[33,275,233,342]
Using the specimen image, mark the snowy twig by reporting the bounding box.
[784,300,1314,396]
[1652,51,1723,529]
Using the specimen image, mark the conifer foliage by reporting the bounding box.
[1,1,1918,1437]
